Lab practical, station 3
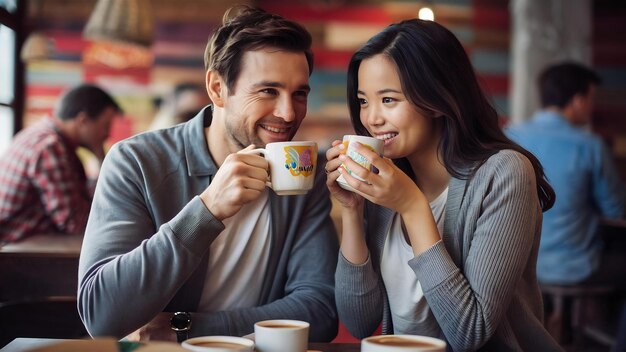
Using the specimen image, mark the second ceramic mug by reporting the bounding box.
[254,319,310,352]
[337,135,383,192]
[247,141,318,196]
[182,335,254,351]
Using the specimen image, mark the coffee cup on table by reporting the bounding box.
[181,336,254,352]
[254,319,309,352]
[361,334,446,352]
[336,135,383,192]
[245,141,318,196]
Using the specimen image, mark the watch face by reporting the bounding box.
[171,312,191,331]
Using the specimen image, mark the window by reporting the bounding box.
[0,24,15,153]
[0,0,23,155]
[0,0,17,13]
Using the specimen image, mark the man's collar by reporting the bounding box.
[183,106,219,176]
[48,117,79,150]
[534,109,570,126]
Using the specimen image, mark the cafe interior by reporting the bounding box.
[1,0,626,351]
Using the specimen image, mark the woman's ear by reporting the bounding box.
[428,109,444,119]
[206,70,225,108]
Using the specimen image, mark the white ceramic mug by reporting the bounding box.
[361,335,446,352]
[254,319,310,352]
[246,141,318,196]
[181,336,254,352]
[336,135,383,192]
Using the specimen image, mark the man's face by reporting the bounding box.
[77,106,117,147]
[220,48,311,150]
[572,85,596,126]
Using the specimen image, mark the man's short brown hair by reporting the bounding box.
[204,5,314,94]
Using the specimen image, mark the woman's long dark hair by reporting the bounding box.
[346,19,555,211]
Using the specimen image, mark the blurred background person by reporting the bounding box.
[0,84,122,244]
[507,61,626,288]
[148,82,210,131]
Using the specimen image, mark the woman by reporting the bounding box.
[325,19,561,351]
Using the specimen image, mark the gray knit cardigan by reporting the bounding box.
[335,150,563,352]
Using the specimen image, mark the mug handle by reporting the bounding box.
[241,148,273,189]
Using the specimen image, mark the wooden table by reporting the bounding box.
[0,338,361,351]
[0,234,82,301]
[0,233,83,256]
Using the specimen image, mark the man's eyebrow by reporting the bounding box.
[252,81,283,89]
[252,81,310,92]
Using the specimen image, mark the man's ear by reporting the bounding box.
[206,70,226,108]
[74,111,90,126]
[571,94,584,109]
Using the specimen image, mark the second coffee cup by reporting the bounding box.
[182,335,254,352]
[254,319,310,352]
[337,135,383,192]
[246,141,318,196]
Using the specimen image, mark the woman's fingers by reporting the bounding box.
[339,141,387,183]
[338,154,370,183]
[349,142,391,174]
[325,140,343,160]
[324,139,346,175]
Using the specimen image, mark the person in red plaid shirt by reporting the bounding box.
[0,84,122,243]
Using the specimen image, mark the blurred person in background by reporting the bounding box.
[508,62,626,288]
[148,82,210,130]
[508,62,626,348]
[0,84,121,244]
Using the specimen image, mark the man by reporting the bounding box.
[148,82,210,130]
[507,62,626,286]
[78,6,339,343]
[0,84,121,243]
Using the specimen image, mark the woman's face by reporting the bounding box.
[357,54,440,161]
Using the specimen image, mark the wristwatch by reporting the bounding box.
[170,311,192,343]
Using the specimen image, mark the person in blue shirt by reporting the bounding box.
[507,62,626,287]
[510,61,626,351]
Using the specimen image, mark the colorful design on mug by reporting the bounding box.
[345,143,378,179]
[284,146,316,177]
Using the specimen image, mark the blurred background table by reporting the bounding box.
[0,233,82,256]
[0,235,86,347]
[0,234,82,301]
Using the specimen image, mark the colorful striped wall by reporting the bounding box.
[23,1,626,169]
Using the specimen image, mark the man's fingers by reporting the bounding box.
[242,178,267,192]
[229,151,269,169]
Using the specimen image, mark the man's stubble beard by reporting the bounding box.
[224,117,264,150]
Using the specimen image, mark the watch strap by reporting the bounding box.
[175,330,188,343]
